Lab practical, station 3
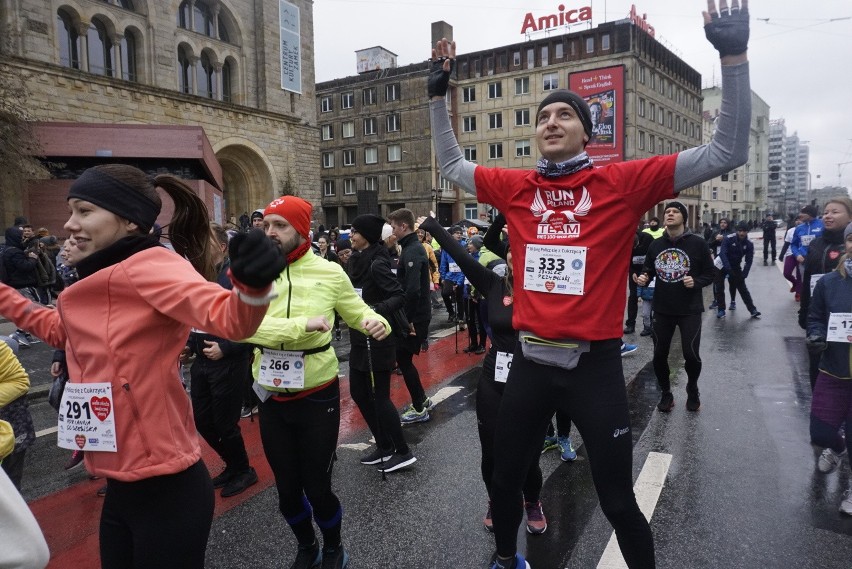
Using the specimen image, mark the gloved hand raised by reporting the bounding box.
[228,229,286,289]
[703,0,749,57]
[427,38,455,98]
[805,335,827,355]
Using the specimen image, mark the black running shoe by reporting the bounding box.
[657,392,674,412]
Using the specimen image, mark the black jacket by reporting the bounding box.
[761,220,776,238]
[642,230,715,316]
[798,228,846,329]
[396,232,432,323]
[2,228,38,288]
[707,225,733,257]
[630,230,655,275]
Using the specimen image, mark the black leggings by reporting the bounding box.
[349,365,409,454]
[259,381,343,548]
[476,372,543,501]
[100,460,214,569]
[466,298,487,349]
[396,320,429,410]
[492,339,653,568]
[651,312,703,392]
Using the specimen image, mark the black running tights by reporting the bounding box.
[651,312,702,392]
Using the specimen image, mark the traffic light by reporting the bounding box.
[769,165,781,180]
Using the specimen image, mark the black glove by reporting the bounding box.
[228,229,286,289]
[427,56,454,98]
[778,254,784,262]
[704,3,749,57]
[805,335,827,355]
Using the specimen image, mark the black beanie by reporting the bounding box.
[800,205,818,218]
[536,90,593,140]
[664,201,689,224]
[250,210,264,221]
[736,221,750,232]
[351,214,385,244]
[68,167,160,233]
[336,238,352,252]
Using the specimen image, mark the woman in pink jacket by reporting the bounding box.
[0,164,284,569]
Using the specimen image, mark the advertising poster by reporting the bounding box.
[279,0,302,93]
[569,65,625,165]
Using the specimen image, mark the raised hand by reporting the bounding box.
[427,38,456,99]
[703,0,749,58]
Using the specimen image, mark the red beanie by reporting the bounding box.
[263,196,313,239]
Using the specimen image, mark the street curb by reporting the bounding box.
[28,383,50,403]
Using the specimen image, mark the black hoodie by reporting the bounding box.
[2,228,38,288]
[642,230,715,316]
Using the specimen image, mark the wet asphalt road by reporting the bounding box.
[8,239,852,568]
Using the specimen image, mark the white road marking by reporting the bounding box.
[596,451,673,569]
[36,426,58,438]
[431,328,458,339]
[339,442,371,451]
[429,386,463,404]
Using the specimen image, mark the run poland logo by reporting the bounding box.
[530,187,591,240]
[654,248,691,282]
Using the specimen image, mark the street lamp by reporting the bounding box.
[431,187,440,222]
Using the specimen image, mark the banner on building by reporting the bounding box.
[568,65,625,165]
[279,0,301,94]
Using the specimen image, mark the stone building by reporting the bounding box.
[0,0,318,231]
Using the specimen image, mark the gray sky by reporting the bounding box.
[312,0,852,191]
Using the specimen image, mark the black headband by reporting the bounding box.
[67,168,160,233]
[536,90,593,140]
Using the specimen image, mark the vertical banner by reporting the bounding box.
[569,65,625,165]
[279,0,302,93]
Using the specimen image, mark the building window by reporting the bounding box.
[667,112,673,129]
[585,37,595,53]
[465,203,478,220]
[177,0,228,42]
[363,87,376,105]
[439,175,452,190]
[341,92,354,109]
[57,10,82,69]
[526,48,534,67]
[601,34,611,50]
[515,108,530,126]
[649,103,656,122]
[488,81,502,99]
[343,149,355,167]
[489,143,503,159]
[364,117,377,135]
[87,20,113,76]
[341,121,354,138]
[639,65,646,84]
[638,131,645,150]
[463,116,477,132]
[365,177,378,192]
[464,146,477,162]
[675,116,681,132]
[388,175,402,192]
[120,33,138,81]
[364,147,378,164]
[638,98,646,118]
[320,96,332,113]
[541,45,549,66]
[343,179,356,195]
[321,125,333,141]
[322,152,334,168]
[488,112,503,129]
[650,72,656,90]
[463,86,476,103]
[659,77,665,95]
[658,109,664,125]
[515,140,531,157]
[543,72,559,91]
[387,144,401,162]
[386,113,400,132]
[515,77,529,95]
[385,83,400,102]
[221,59,234,101]
[555,43,564,59]
[177,45,192,94]
[196,51,217,98]
[323,180,335,196]
[712,187,718,200]
[513,50,521,66]
[649,135,655,154]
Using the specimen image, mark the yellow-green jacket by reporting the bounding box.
[243,251,389,394]
[0,342,29,460]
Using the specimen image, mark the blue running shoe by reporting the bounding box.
[490,553,531,569]
[717,309,726,319]
[557,436,577,461]
[620,343,637,357]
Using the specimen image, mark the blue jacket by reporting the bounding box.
[439,246,466,286]
[720,234,754,276]
[808,270,852,380]
[791,219,824,259]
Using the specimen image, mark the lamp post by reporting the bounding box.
[431,187,440,223]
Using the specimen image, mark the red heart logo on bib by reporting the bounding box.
[273,378,282,386]
[90,397,111,422]
[545,282,555,292]
[502,296,513,306]
[75,434,86,449]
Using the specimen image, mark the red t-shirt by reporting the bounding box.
[474,154,677,340]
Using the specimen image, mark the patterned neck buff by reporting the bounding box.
[536,152,594,178]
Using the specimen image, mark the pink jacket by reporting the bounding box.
[0,247,268,481]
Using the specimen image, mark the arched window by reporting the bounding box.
[102,0,134,9]
[178,1,190,28]
[217,15,229,43]
[196,51,216,99]
[57,9,81,69]
[120,31,137,81]
[87,19,113,76]
[222,59,234,102]
[178,45,193,94]
[193,3,213,36]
